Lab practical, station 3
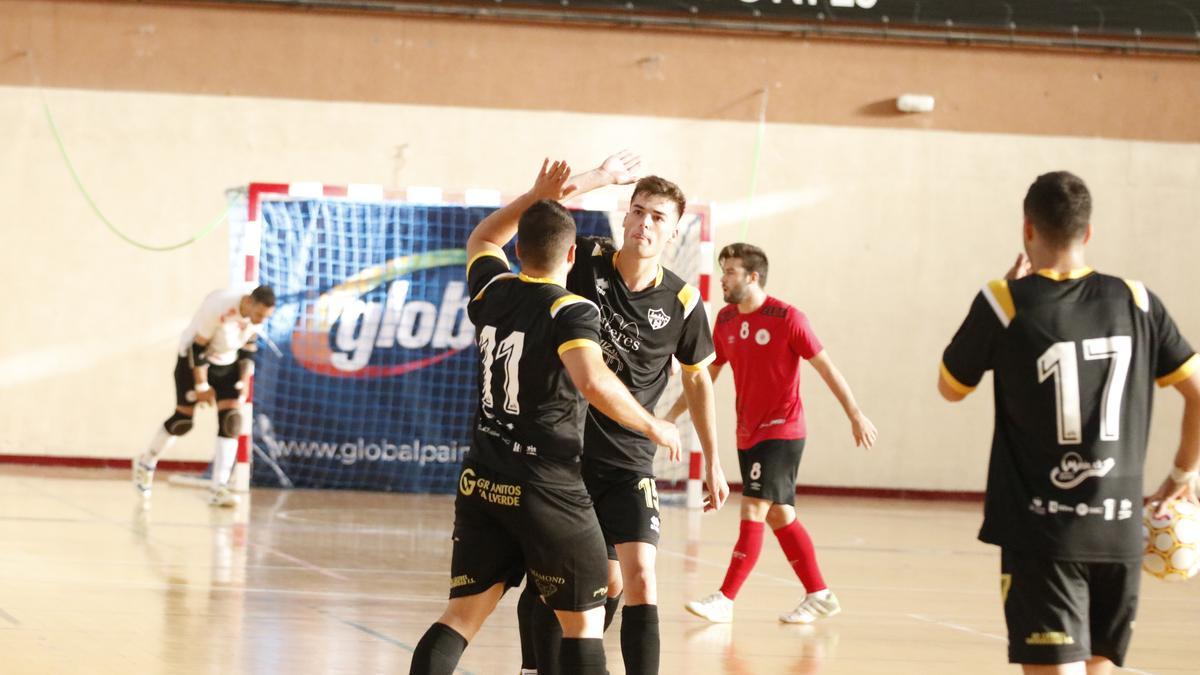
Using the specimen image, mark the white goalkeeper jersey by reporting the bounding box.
[177,290,259,366]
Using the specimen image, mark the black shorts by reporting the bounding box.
[1001,548,1139,667]
[449,462,609,612]
[582,461,661,552]
[173,356,240,406]
[737,438,805,506]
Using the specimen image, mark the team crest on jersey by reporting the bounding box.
[647,308,671,330]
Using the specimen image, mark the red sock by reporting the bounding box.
[773,519,826,593]
[719,520,764,600]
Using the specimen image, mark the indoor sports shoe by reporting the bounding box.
[685,591,734,623]
[208,487,240,508]
[779,590,841,624]
[132,458,155,498]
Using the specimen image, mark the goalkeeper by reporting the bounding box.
[133,285,276,507]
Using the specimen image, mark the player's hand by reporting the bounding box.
[648,418,682,462]
[529,158,576,202]
[194,387,216,407]
[1146,475,1200,518]
[598,150,643,186]
[703,463,730,512]
[851,412,877,450]
[1004,252,1032,281]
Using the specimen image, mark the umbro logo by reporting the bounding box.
[647,308,670,330]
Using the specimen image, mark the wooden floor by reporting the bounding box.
[1,466,1197,674]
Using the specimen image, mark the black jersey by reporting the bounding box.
[566,236,715,473]
[466,251,603,486]
[942,269,1197,562]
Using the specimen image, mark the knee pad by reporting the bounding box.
[162,411,194,436]
[218,408,243,438]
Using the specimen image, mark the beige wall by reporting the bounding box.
[1,0,1198,491]
[2,84,1197,491]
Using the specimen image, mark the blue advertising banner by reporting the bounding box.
[249,195,612,492]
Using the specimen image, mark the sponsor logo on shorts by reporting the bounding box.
[650,515,660,533]
[530,569,566,598]
[450,574,476,589]
[459,468,478,496]
[463,475,522,506]
[1025,632,1075,646]
[592,586,609,598]
[1049,452,1115,489]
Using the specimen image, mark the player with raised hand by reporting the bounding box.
[500,150,728,675]
[133,285,275,507]
[676,242,876,626]
[939,171,1200,674]
[409,159,680,675]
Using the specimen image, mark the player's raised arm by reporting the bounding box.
[564,150,644,198]
[808,351,877,449]
[560,347,681,459]
[466,159,574,263]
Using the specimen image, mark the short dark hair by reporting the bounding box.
[631,176,686,220]
[250,285,276,307]
[517,200,577,270]
[718,242,769,288]
[1023,171,1092,246]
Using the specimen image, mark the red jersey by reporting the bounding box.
[713,296,823,449]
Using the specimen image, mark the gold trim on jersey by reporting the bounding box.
[1035,267,1094,281]
[1123,279,1150,312]
[472,272,518,301]
[549,294,597,319]
[677,284,701,319]
[557,339,600,356]
[940,362,977,396]
[1157,354,1199,388]
[982,279,1016,328]
[612,250,664,288]
[466,250,509,277]
[518,272,563,287]
[680,352,716,372]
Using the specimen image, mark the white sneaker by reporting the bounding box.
[685,591,734,623]
[208,488,240,508]
[779,590,840,624]
[132,458,155,498]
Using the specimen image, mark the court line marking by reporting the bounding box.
[250,543,350,581]
[660,546,998,596]
[316,608,476,675]
[907,614,1157,675]
[907,613,1005,642]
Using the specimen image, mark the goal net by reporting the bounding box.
[227,184,710,496]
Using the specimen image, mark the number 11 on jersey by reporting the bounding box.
[1037,336,1132,445]
[479,326,525,416]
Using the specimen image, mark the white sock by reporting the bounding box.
[211,437,238,490]
[141,428,177,466]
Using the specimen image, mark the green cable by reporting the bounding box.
[739,87,769,242]
[41,100,229,252]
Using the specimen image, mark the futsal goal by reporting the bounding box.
[218,183,712,505]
